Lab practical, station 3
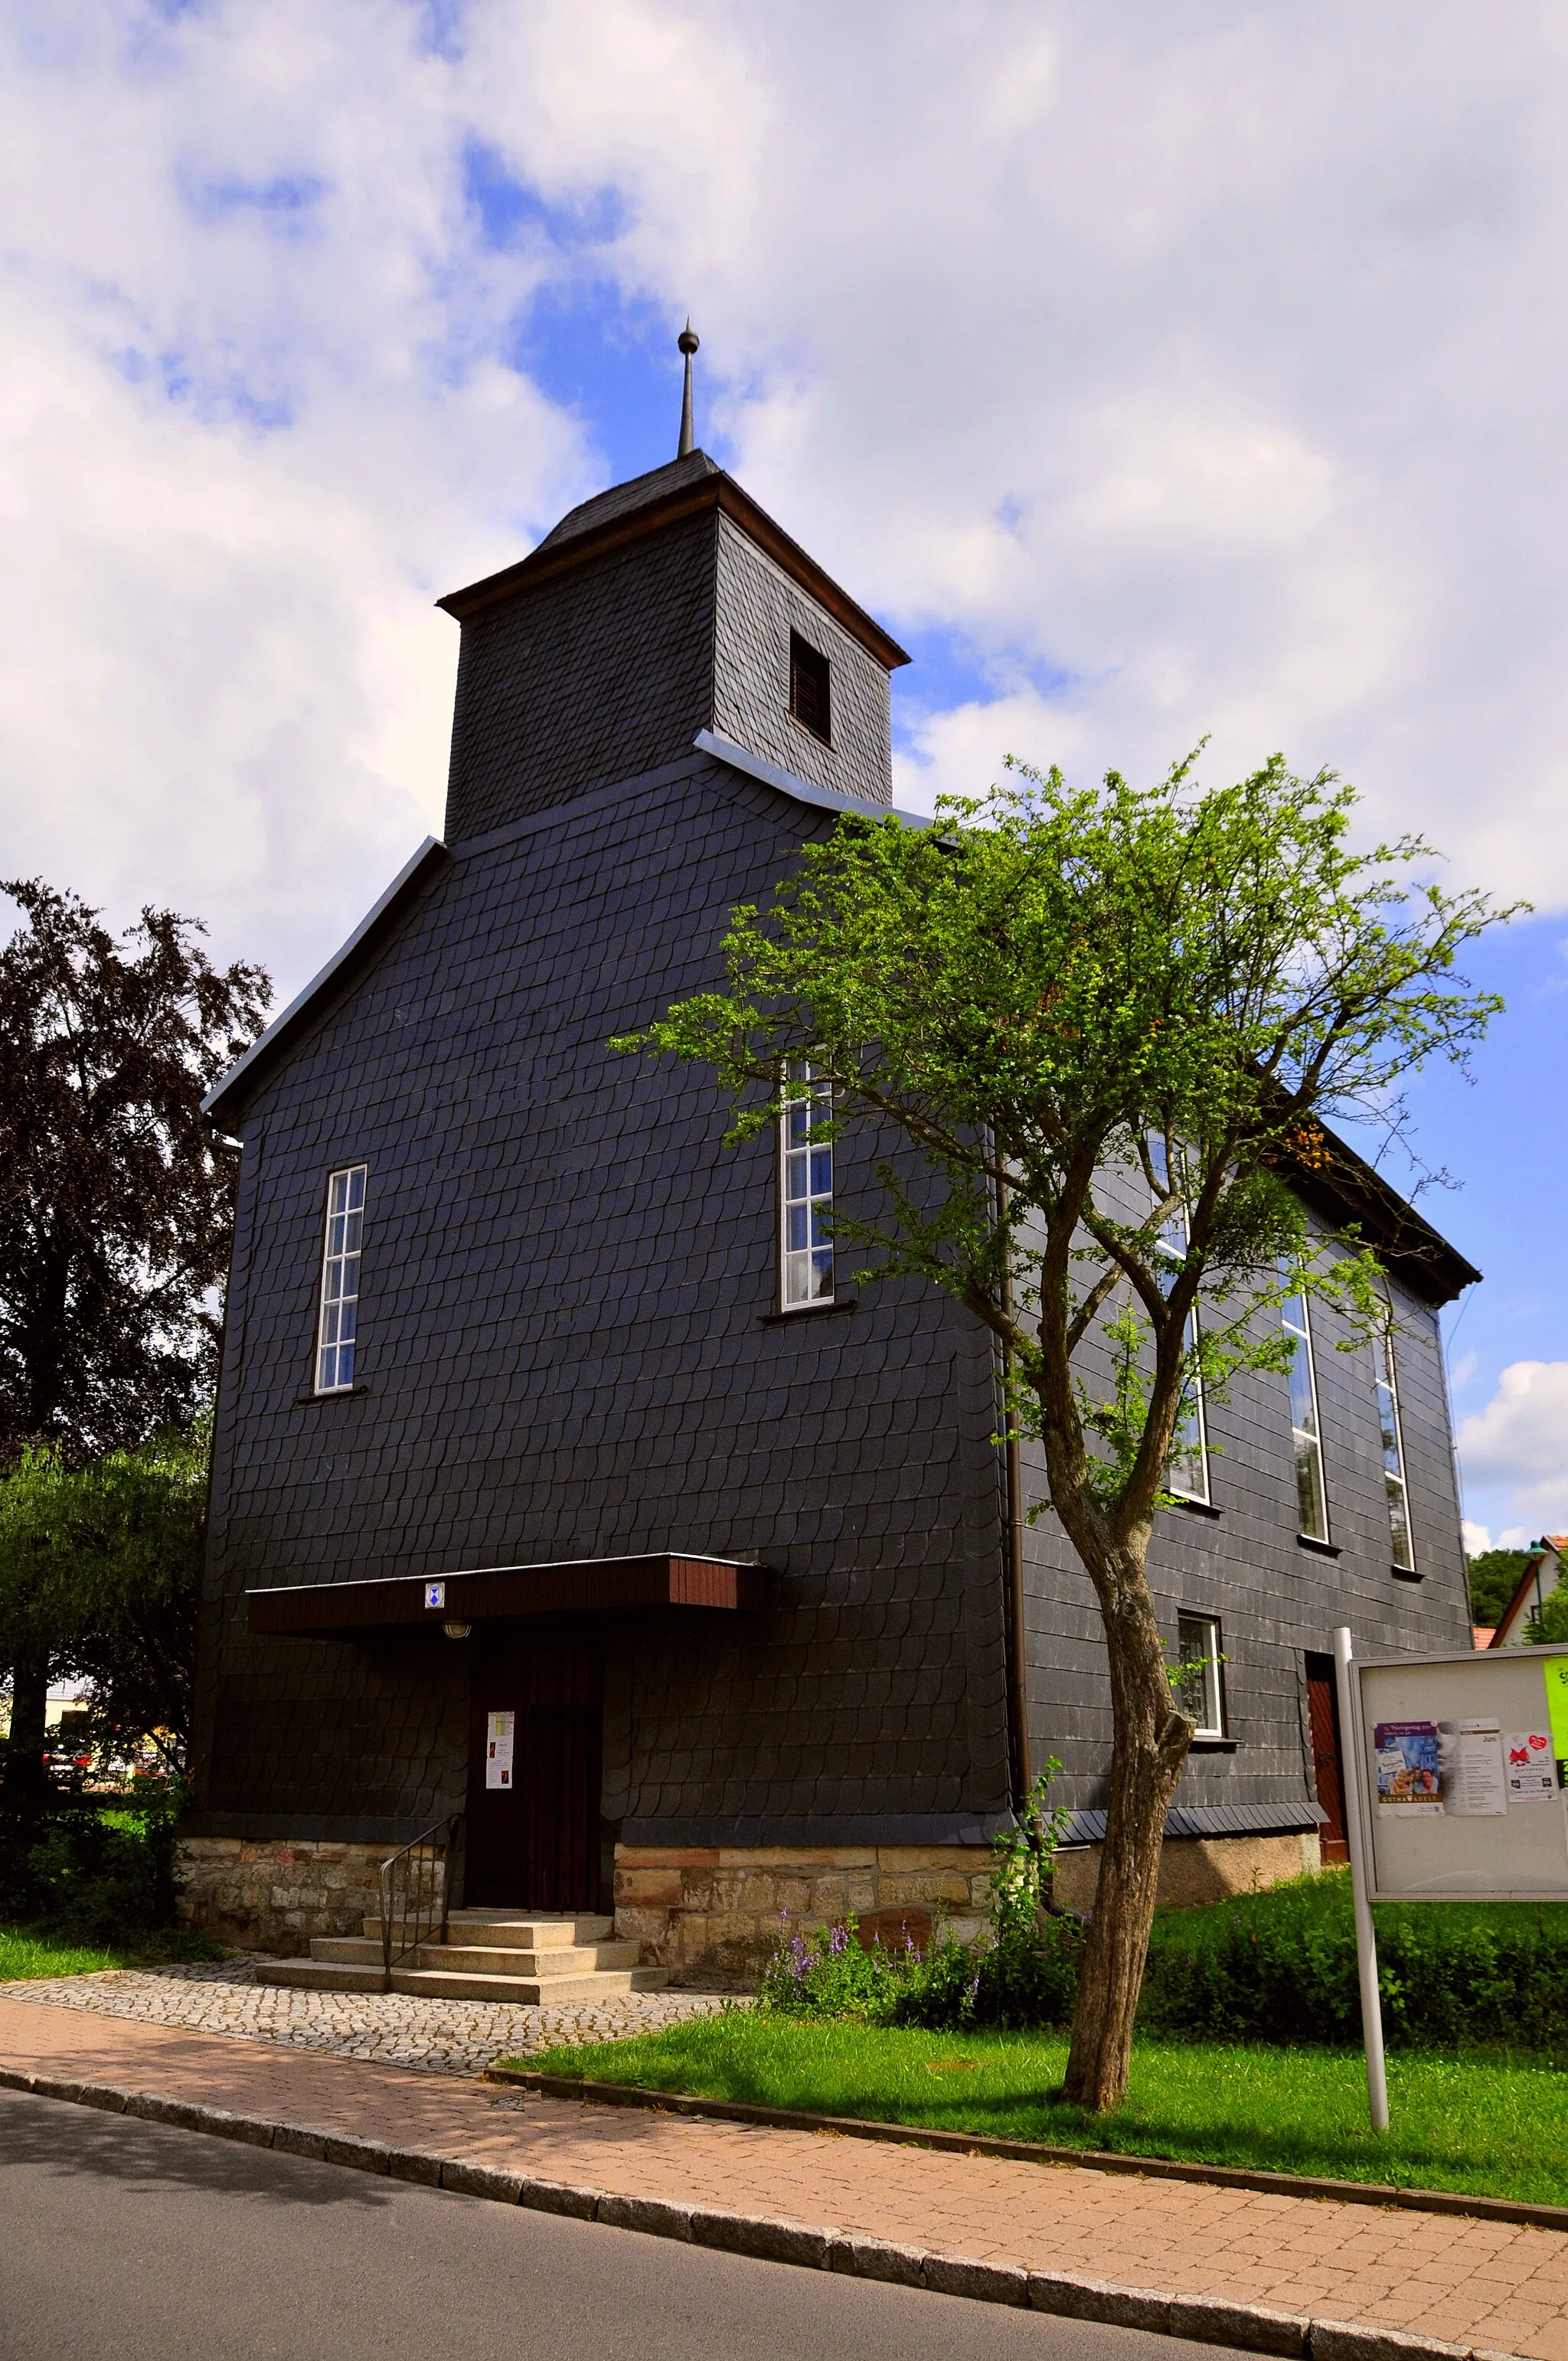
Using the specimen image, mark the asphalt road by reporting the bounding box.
[0,2085,1236,2361]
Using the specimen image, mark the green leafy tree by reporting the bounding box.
[618,751,1517,2111]
[0,1425,208,1778]
[0,880,266,1821]
[1524,1585,1568,1645]
[1466,1547,1535,1629]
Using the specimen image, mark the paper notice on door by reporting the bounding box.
[1506,1730,1558,1804]
[485,1710,515,1791]
[1439,1719,1508,1817]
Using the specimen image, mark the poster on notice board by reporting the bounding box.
[1374,1722,1442,1815]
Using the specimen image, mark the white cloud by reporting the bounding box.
[5,0,1568,1013]
[1462,1520,1493,1559]
[1456,1360,1568,1538]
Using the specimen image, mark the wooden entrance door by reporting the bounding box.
[1304,1651,1349,1865]
[466,1628,602,1909]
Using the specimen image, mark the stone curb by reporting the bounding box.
[0,2064,1536,2361]
[493,2069,1568,2237]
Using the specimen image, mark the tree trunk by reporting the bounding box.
[2,1652,52,1844]
[1061,1550,1191,2112]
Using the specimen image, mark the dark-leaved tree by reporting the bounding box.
[0,880,268,1822]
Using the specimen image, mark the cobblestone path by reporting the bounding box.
[2,1958,734,2077]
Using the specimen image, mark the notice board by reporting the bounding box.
[1349,1644,1568,1902]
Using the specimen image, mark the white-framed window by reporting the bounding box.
[1177,1612,1226,1738]
[1150,1140,1209,1503]
[1279,1262,1329,1540]
[1374,1285,1416,1572]
[315,1164,367,1393]
[779,1060,834,1306]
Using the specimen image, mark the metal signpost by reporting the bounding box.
[1333,1628,1568,2131]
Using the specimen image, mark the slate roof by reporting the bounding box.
[436,449,911,672]
[535,450,722,553]
[199,736,916,1127]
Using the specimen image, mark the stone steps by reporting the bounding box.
[310,1935,642,1976]
[254,1906,665,2003]
[257,1958,389,1993]
[389,1965,668,2003]
[412,1911,616,1949]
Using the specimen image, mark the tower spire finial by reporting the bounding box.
[677,318,699,458]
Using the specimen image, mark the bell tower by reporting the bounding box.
[437,328,909,844]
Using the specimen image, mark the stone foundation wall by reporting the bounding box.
[182,1825,1321,1964]
[616,1830,1323,1983]
[614,1844,995,1984]
[1052,1830,1322,1916]
[178,1837,388,1955]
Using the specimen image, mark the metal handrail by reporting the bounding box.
[379,1814,465,1981]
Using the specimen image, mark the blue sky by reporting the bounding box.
[0,0,1563,1548]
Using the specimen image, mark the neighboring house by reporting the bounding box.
[1488,1539,1567,1647]
[181,416,1481,1972]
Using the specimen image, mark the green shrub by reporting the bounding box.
[756,1915,907,2018]
[18,1773,188,1948]
[1140,1871,1568,2051]
[759,1858,1568,2051]
[757,1762,1084,2033]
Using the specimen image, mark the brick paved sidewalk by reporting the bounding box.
[3,1990,1566,2361]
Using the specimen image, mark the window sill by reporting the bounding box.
[1167,1496,1221,1520]
[1187,1736,1238,1752]
[1296,1533,1340,1558]
[294,1384,371,1404]
[787,711,833,752]
[1391,1563,1423,1584]
[760,1296,858,1324]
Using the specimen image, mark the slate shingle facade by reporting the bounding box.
[184,449,1478,1965]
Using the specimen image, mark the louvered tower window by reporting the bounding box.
[789,632,831,743]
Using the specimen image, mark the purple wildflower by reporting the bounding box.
[828,1922,848,1954]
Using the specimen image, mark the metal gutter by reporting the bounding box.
[693,729,927,831]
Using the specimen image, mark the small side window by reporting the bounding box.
[1374,1285,1416,1572]
[779,1060,834,1306]
[315,1165,367,1393]
[1280,1264,1329,1540]
[1177,1613,1226,1738]
[789,632,831,743]
[1150,1138,1210,1504]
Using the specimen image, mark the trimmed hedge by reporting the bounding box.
[1140,1870,1568,2049]
[756,1871,1568,2049]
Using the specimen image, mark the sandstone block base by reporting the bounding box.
[614,1844,994,1984]
[178,1837,390,1955]
[1050,1830,1322,1916]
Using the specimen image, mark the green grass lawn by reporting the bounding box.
[514,2012,1568,2209]
[0,1926,132,1981]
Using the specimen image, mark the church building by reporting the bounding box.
[181,341,1479,1984]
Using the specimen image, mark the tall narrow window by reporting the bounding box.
[1177,1612,1226,1738]
[1280,1264,1329,1540]
[789,632,831,743]
[1150,1140,1209,1502]
[1374,1286,1416,1572]
[315,1165,367,1392]
[780,1061,833,1306]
